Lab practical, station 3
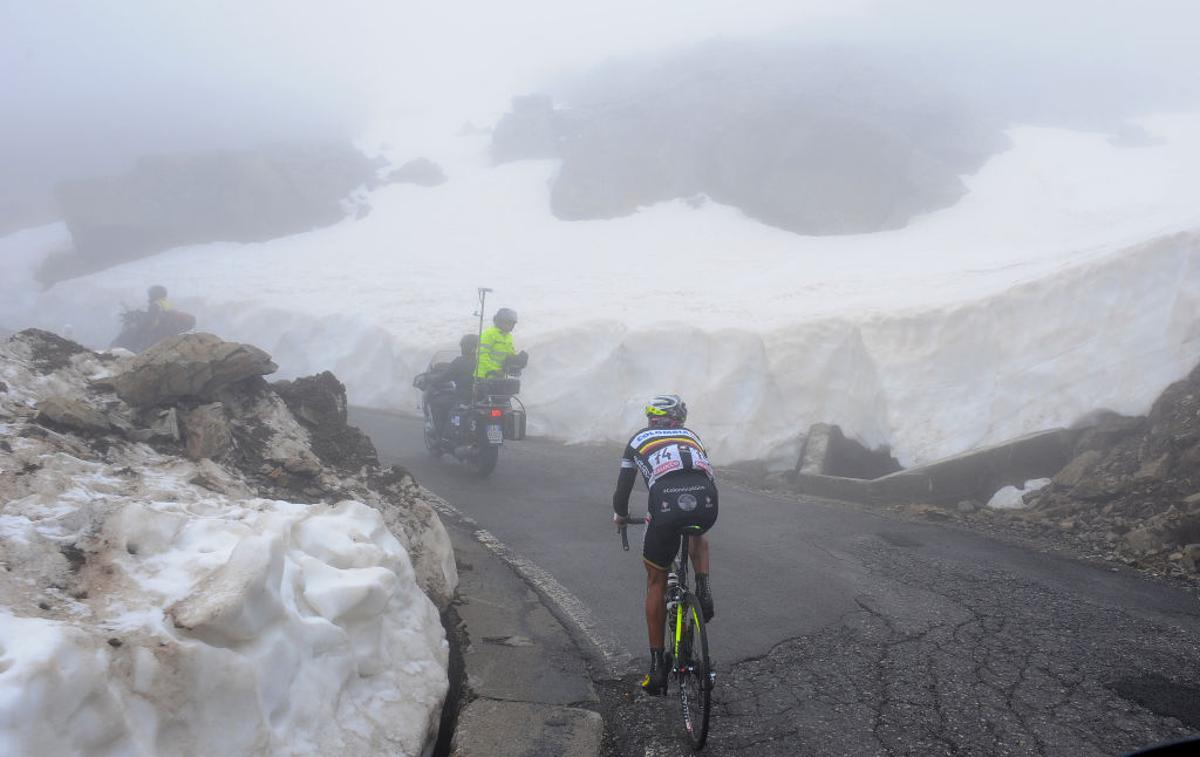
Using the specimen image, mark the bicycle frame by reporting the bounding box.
[618,516,713,748]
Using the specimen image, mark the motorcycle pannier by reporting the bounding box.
[503,408,527,441]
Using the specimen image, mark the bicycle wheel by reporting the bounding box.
[676,595,712,750]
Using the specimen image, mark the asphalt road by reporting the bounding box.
[353,409,1200,756]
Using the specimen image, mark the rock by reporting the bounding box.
[957,500,977,514]
[110,333,276,407]
[1185,492,1200,512]
[0,380,7,393]
[491,94,561,164]
[1124,526,1165,554]
[129,407,181,443]
[1070,410,1144,454]
[1135,453,1170,482]
[387,158,446,187]
[49,143,380,281]
[182,403,233,461]
[272,372,378,471]
[35,396,111,434]
[1184,544,1200,570]
[508,46,1007,236]
[1058,519,1076,531]
[1053,450,1104,488]
[12,329,91,372]
[795,422,901,478]
[273,372,347,429]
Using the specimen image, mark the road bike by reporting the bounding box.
[618,515,715,750]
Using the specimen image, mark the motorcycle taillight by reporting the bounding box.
[489,408,503,418]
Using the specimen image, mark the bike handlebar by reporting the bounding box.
[616,515,646,551]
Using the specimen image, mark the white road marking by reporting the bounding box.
[427,494,636,678]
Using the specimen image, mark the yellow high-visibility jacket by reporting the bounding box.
[474,327,515,378]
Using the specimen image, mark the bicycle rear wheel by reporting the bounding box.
[676,595,712,750]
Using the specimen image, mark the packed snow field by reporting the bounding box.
[3,115,1200,467]
[0,335,452,755]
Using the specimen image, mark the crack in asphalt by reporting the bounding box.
[600,536,1200,756]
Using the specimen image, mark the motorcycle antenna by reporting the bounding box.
[473,287,492,396]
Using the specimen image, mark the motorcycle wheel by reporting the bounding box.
[469,444,499,477]
[423,414,444,458]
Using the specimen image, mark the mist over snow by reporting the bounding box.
[2,0,1200,468]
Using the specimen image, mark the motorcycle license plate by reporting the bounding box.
[485,424,503,444]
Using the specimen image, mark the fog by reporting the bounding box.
[4,0,1197,200]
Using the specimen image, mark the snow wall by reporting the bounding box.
[5,226,1197,468]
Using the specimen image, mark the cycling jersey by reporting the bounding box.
[612,426,715,517]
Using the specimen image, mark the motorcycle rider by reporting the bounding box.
[146,285,172,330]
[475,307,522,379]
[429,334,478,441]
[612,394,718,696]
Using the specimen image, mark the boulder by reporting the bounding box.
[110,333,276,407]
[13,329,90,372]
[1135,453,1171,482]
[1053,450,1104,488]
[795,423,902,479]
[272,372,378,471]
[182,403,233,461]
[132,407,181,443]
[35,396,111,434]
[1124,526,1164,553]
[387,158,446,187]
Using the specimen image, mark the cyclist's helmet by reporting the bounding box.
[645,394,687,427]
[147,285,167,301]
[459,333,477,354]
[493,307,518,327]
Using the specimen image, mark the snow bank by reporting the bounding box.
[0,336,451,755]
[3,115,1200,466]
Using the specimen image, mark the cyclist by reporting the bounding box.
[612,394,718,695]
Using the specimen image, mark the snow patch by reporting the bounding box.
[987,478,1052,509]
[0,336,451,756]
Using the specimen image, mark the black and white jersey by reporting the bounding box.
[620,426,715,490]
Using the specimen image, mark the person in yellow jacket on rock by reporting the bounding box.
[475,307,520,378]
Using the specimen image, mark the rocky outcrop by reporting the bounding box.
[388,158,447,187]
[889,364,1200,583]
[0,328,458,755]
[1012,363,1200,578]
[36,395,112,434]
[796,422,901,479]
[46,143,380,282]
[182,402,233,461]
[109,332,277,407]
[491,95,561,163]
[494,44,1006,235]
[272,371,378,472]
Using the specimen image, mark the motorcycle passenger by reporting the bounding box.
[475,307,520,379]
[429,334,478,442]
[611,394,718,696]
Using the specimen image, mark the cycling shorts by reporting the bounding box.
[642,472,718,570]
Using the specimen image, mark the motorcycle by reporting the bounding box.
[413,352,527,477]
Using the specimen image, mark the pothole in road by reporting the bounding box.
[1109,674,1200,729]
